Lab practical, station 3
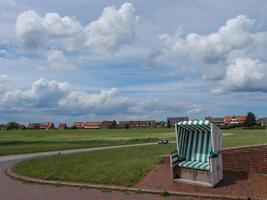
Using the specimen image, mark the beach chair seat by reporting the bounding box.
[178,160,210,171]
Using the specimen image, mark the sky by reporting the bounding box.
[0,0,267,124]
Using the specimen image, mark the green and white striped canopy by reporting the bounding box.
[177,120,210,126]
[175,120,212,170]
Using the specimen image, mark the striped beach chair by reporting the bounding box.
[170,120,223,187]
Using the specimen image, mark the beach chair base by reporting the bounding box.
[172,166,222,187]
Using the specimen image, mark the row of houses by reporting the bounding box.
[72,121,113,129]
[26,120,157,129]
[119,120,156,128]
[166,115,249,127]
[2,114,265,130]
[28,122,55,129]
[73,120,157,129]
[205,115,247,126]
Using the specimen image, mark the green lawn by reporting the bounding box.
[13,143,175,187]
[1,128,267,155]
[12,129,267,187]
[0,128,174,155]
[222,129,267,147]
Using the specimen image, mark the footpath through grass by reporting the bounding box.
[0,128,174,155]
[13,143,175,187]
[1,128,267,155]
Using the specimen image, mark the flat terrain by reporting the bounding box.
[1,128,266,155]
[0,128,174,155]
[222,129,267,147]
[13,144,176,187]
[1,161,191,200]
[10,128,267,192]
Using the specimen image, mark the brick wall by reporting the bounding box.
[222,144,267,173]
[161,144,267,173]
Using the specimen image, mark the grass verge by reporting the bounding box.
[13,144,175,187]
[0,138,167,155]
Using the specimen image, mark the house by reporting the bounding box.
[40,122,55,129]
[83,121,102,129]
[119,120,156,128]
[100,121,113,129]
[257,118,267,126]
[0,124,7,130]
[205,116,224,126]
[82,121,113,129]
[27,123,41,129]
[167,117,189,127]
[72,122,83,129]
[58,123,67,129]
[224,115,247,125]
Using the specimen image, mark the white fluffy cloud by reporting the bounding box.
[16,3,139,54]
[212,57,267,94]
[156,15,267,63]
[47,49,74,70]
[148,15,267,94]
[0,76,200,118]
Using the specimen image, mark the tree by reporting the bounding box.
[6,121,20,130]
[19,124,27,130]
[243,112,257,127]
[156,121,166,128]
[167,120,171,128]
[111,120,118,128]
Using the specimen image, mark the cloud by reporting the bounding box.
[211,57,267,94]
[0,76,200,119]
[15,3,139,54]
[47,49,75,70]
[84,2,139,54]
[149,15,267,80]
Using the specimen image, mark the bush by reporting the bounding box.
[6,122,20,130]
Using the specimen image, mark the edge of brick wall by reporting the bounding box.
[222,143,267,151]
[6,168,252,200]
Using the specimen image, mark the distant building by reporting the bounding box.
[0,124,7,130]
[72,122,83,129]
[58,123,67,129]
[167,117,189,127]
[205,116,224,126]
[257,118,267,126]
[224,115,247,125]
[119,120,156,128]
[40,122,55,129]
[83,121,102,129]
[101,121,113,129]
[27,123,41,129]
[82,121,113,129]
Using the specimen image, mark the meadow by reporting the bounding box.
[13,144,175,186]
[1,128,267,155]
[0,128,174,155]
[11,128,267,187]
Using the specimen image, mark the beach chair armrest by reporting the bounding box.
[209,151,220,159]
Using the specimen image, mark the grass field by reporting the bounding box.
[12,128,267,187]
[13,144,175,187]
[1,128,267,155]
[0,128,174,155]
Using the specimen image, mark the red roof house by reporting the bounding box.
[40,122,55,129]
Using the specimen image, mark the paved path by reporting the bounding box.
[0,143,188,200]
[0,142,163,162]
[1,161,189,200]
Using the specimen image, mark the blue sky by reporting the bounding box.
[0,0,267,124]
